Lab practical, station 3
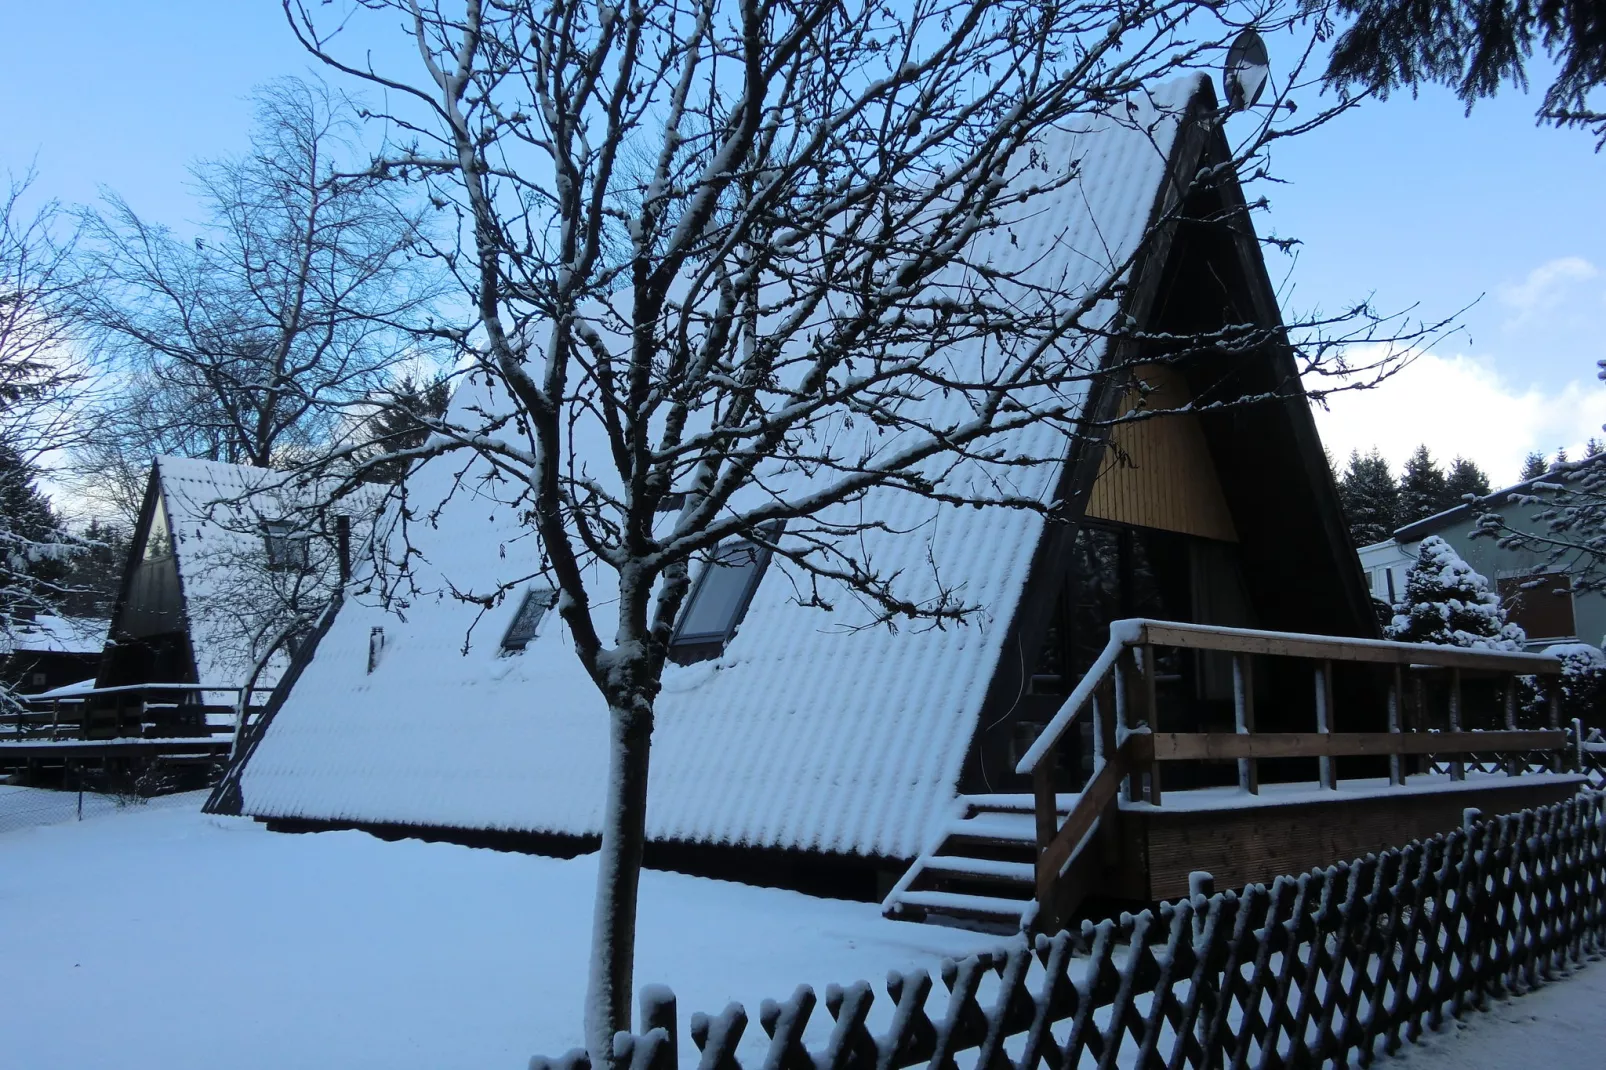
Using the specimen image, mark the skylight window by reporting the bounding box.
[263,521,309,571]
[669,523,780,664]
[501,584,558,653]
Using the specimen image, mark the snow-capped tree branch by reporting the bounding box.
[0,172,94,711]
[279,0,1450,1060]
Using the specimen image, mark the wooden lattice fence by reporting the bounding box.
[533,791,1606,1070]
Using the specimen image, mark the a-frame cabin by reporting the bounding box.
[91,457,373,739]
[215,77,1579,928]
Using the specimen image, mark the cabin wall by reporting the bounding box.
[1085,365,1238,544]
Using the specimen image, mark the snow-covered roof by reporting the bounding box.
[235,78,1215,859]
[1393,456,1606,543]
[152,457,386,696]
[0,615,107,657]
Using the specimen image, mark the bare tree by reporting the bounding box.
[282,0,1440,1058]
[1,173,93,706]
[1475,448,1606,594]
[71,76,450,512]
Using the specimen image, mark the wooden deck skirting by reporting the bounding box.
[1015,620,1568,933]
[532,792,1606,1070]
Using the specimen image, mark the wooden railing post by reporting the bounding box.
[1314,659,1337,789]
[1140,643,1162,805]
[1388,664,1405,787]
[1548,681,1563,772]
[1504,674,1520,776]
[1448,668,1465,782]
[1232,653,1258,795]
[1034,732,1059,918]
[1116,648,1136,804]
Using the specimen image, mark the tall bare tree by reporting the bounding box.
[0,174,92,704]
[282,0,1439,1058]
[71,76,449,513]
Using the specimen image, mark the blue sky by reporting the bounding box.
[5,2,1601,487]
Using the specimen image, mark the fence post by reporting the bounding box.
[1189,871,1215,938]
[638,985,677,1070]
[1233,655,1258,795]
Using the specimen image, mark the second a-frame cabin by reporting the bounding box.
[86,457,381,739]
[216,76,1579,928]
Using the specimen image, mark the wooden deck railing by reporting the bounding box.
[2,683,272,744]
[1014,619,1568,930]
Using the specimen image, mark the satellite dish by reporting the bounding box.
[1224,28,1270,111]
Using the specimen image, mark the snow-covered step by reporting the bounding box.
[917,855,1036,884]
[892,889,1035,920]
[962,792,1077,814]
[943,812,1039,846]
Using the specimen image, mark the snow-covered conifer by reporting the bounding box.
[1385,535,1527,649]
[1444,456,1491,504]
[1529,642,1606,727]
[1338,448,1399,545]
[1398,444,1449,524]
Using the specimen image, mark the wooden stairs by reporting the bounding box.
[881,794,1078,932]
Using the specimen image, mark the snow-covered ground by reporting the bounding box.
[2,788,1601,1070]
[0,790,997,1069]
[1387,959,1606,1068]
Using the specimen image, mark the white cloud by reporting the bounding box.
[1310,351,1606,486]
[1497,256,1600,325]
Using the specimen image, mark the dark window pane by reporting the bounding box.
[502,584,558,652]
[263,520,309,570]
[675,542,764,642]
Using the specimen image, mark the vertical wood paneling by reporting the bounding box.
[1085,364,1238,542]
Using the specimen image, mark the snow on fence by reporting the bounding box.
[1579,727,1606,791]
[532,792,1606,1070]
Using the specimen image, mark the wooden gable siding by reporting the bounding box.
[1084,364,1237,542]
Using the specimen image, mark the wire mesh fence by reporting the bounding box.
[0,785,123,835]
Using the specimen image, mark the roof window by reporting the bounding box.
[669,523,780,664]
[263,521,310,571]
[501,584,558,653]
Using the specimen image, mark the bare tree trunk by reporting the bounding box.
[585,699,654,1068]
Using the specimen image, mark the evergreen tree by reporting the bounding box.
[1522,451,1549,480]
[1554,447,1571,468]
[1588,438,1604,458]
[1444,456,1491,504]
[1337,448,1400,546]
[358,374,453,484]
[1398,444,1449,524]
[57,520,130,619]
[1385,536,1527,649]
[0,438,72,626]
[1324,0,1606,147]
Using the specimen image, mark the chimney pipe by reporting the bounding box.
[336,514,351,584]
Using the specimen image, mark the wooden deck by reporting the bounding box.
[1113,771,1583,900]
[885,620,1580,931]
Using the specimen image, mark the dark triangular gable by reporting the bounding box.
[961,82,1375,791]
[95,463,201,690]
